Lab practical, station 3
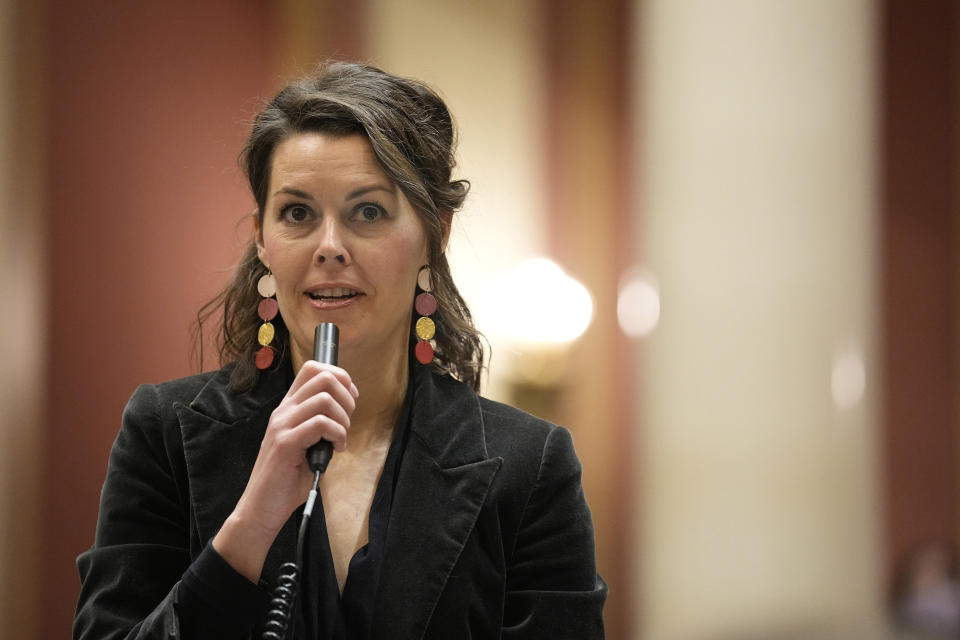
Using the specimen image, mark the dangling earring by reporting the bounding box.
[414,265,437,365]
[255,272,279,369]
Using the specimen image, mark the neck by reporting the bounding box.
[340,345,409,440]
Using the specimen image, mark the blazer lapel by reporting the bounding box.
[372,369,502,639]
[173,364,296,582]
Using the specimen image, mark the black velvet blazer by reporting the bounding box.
[74,361,606,639]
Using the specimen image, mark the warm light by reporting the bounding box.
[618,266,661,337]
[831,349,866,409]
[486,257,593,345]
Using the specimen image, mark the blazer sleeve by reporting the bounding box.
[74,384,269,640]
[502,425,607,639]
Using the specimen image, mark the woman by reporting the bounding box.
[74,61,606,640]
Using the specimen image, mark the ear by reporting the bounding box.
[439,210,453,252]
[253,211,269,268]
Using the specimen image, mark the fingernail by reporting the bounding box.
[351,383,359,397]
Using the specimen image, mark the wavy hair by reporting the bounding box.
[196,61,484,392]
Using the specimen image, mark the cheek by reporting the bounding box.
[405,222,431,267]
[261,234,308,276]
[369,238,426,301]
[261,228,290,256]
[393,235,429,282]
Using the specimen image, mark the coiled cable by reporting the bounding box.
[261,470,322,640]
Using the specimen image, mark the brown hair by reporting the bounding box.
[197,61,484,392]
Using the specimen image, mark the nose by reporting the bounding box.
[315,218,349,265]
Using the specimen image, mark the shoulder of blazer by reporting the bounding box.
[413,371,573,515]
[480,394,575,491]
[477,395,559,443]
[131,361,291,427]
[410,369,558,461]
[476,394,570,475]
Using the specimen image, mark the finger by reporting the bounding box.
[284,390,352,431]
[284,413,349,452]
[291,369,356,416]
[289,363,354,407]
[287,361,353,398]
[287,360,347,396]
[264,378,354,449]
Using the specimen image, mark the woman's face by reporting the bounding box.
[256,131,430,371]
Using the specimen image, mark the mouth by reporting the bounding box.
[305,287,362,302]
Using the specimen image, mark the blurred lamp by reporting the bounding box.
[831,348,866,409]
[488,257,593,345]
[483,257,593,421]
[618,266,660,337]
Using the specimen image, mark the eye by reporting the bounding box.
[355,203,386,223]
[280,204,312,223]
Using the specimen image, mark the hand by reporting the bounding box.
[212,361,358,581]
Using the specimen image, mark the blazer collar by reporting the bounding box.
[184,359,292,425]
[406,362,491,467]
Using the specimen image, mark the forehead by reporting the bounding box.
[269,132,390,188]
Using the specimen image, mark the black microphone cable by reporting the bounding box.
[261,469,320,640]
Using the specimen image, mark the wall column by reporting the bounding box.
[881,0,958,583]
[0,0,44,636]
[634,1,883,637]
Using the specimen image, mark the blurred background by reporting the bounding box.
[1,0,957,638]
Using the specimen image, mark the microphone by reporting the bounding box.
[307,322,339,473]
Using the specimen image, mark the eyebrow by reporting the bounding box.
[273,186,314,200]
[346,184,394,200]
[272,184,394,200]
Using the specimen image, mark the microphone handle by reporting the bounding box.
[307,323,339,473]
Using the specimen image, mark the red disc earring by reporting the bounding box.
[255,273,278,369]
[414,265,437,365]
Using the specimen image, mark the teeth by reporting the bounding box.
[308,288,358,299]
